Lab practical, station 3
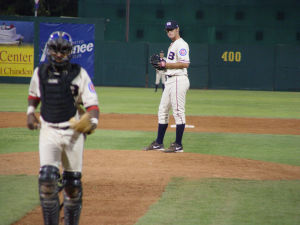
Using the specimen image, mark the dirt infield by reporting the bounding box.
[1,112,300,225]
[2,112,300,135]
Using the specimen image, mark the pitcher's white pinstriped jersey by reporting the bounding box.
[158,37,190,125]
[165,38,190,76]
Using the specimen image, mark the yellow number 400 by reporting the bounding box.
[221,51,241,62]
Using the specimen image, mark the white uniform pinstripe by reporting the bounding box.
[158,38,190,125]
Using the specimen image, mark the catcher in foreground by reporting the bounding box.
[27,31,99,225]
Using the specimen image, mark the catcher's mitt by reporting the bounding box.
[69,112,97,134]
[150,54,166,70]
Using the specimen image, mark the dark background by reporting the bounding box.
[0,0,78,17]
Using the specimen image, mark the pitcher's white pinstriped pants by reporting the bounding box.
[158,75,190,125]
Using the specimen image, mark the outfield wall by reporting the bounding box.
[88,42,300,91]
[0,16,299,91]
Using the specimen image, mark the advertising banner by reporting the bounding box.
[0,21,34,77]
[39,23,95,79]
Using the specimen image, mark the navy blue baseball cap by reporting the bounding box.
[165,20,179,30]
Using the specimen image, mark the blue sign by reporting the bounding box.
[39,23,95,79]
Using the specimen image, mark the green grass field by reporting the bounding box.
[136,178,300,225]
[2,83,300,118]
[0,175,39,225]
[0,83,300,225]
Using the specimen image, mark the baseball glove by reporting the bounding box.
[69,112,96,134]
[150,54,166,70]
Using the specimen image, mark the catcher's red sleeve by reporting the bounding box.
[28,95,40,101]
[86,105,99,112]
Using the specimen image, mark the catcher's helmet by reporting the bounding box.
[46,31,73,69]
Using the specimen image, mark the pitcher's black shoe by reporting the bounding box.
[144,141,164,151]
[164,142,184,153]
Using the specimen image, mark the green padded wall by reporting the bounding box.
[188,44,209,89]
[208,44,275,90]
[97,42,148,87]
[275,45,300,91]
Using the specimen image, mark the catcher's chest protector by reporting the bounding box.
[38,63,80,123]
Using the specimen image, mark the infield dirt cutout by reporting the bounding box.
[1,112,300,225]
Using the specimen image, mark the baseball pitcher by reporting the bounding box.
[146,20,190,153]
[27,31,99,225]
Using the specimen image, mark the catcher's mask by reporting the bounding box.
[46,31,73,69]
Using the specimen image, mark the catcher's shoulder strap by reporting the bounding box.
[38,63,50,81]
[66,63,81,83]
